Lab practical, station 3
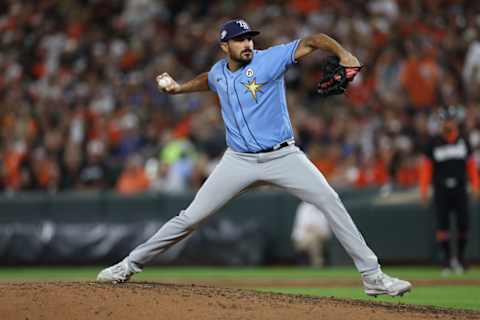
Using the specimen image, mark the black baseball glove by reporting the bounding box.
[317,56,362,98]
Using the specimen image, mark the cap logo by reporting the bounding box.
[236,20,249,30]
[220,30,227,40]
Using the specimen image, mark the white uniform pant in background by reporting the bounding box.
[128,145,379,273]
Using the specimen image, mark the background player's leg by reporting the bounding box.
[262,148,378,274]
[128,150,259,266]
[433,189,451,270]
[453,187,469,269]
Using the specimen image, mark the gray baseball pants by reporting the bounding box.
[128,145,379,273]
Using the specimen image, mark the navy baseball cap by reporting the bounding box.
[219,19,260,42]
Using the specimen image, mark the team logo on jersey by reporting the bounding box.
[245,68,254,77]
[433,140,467,162]
[241,78,265,102]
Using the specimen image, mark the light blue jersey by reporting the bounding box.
[208,39,300,153]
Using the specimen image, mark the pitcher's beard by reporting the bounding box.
[233,51,253,64]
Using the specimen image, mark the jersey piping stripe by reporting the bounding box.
[290,39,301,65]
[233,74,264,150]
[221,67,250,151]
[284,39,299,138]
[282,79,295,139]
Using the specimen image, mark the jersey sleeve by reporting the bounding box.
[207,66,218,93]
[264,39,301,79]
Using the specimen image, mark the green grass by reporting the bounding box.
[0,266,478,310]
[257,286,480,311]
[0,266,478,281]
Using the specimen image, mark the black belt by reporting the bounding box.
[250,141,293,154]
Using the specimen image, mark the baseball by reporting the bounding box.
[157,76,172,88]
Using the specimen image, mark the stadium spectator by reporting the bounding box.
[116,154,150,194]
[0,0,479,194]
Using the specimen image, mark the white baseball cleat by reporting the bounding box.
[362,270,412,297]
[96,258,142,284]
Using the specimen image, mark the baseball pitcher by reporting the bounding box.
[97,19,411,297]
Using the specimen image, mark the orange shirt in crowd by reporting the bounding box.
[289,0,322,13]
[312,158,336,179]
[400,55,440,108]
[354,171,368,188]
[3,150,24,190]
[116,168,150,194]
[396,165,418,188]
[354,159,389,188]
[34,159,56,188]
[346,77,375,107]
[173,115,192,139]
[371,158,389,186]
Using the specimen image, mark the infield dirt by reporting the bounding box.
[1,282,479,320]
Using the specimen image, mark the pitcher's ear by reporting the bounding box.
[220,42,229,54]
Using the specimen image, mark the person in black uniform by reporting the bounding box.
[419,106,479,274]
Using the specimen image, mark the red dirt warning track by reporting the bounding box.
[0,282,479,320]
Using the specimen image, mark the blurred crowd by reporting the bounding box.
[1,0,480,194]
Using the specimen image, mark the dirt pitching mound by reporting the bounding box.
[152,277,480,288]
[1,282,479,320]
